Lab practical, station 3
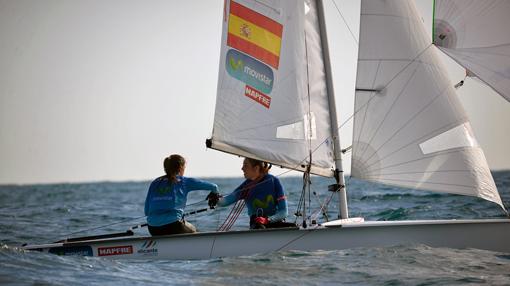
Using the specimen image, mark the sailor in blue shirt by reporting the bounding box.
[215,158,295,229]
[144,154,219,235]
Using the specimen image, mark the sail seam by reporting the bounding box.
[444,51,510,72]
[442,43,510,52]
[231,137,311,144]
[366,177,481,190]
[371,170,485,176]
[353,9,436,169]
[364,147,482,175]
[357,49,455,169]
[361,13,422,22]
[355,65,420,163]
[359,58,431,62]
[353,45,435,165]
[232,115,305,133]
[362,119,469,171]
[356,181,503,210]
[359,44,433,93]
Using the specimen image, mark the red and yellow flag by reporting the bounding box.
[227,0,283,69]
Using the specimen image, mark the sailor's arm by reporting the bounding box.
[215,179,250,207]
[268,177,288,222]
[216,190,240,207]
[268,195,288,222]
[184,177,219,193]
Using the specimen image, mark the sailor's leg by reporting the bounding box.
[181,220,197,233]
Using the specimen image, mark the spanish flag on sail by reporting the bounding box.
[227,0,283,69]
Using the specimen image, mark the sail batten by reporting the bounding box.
[353,0,504,210]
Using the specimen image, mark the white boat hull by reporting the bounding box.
[23,219,510,260]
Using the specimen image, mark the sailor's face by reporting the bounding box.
[242,159,258,180]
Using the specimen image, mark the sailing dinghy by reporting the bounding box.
[22,0,510,260]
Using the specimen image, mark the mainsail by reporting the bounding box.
[433,0,510,102]
[352,0,504,209]
[210,0,335,176]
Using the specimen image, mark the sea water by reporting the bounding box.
[1,172,509,285]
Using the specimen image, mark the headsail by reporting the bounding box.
[352,0,504,209]
[209,0,335,176]
[433,0,510,102]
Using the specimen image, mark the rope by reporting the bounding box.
[217,200,245,231]
[311,191,335,222]
[294,167,313,227]
[216,177,266,231]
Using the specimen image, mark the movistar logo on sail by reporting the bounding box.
[226,49,274,94]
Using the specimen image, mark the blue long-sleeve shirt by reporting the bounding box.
[144,176,218,227]
[217,174,288,222]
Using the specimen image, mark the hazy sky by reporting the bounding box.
[1,0,509,185]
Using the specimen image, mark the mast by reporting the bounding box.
[316,0,349,219]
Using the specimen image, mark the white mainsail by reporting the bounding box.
[352,0,504,209]
[433,0,510,102]
[210,0,335,176]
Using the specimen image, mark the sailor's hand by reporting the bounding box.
[206,192,221,209]
[254,216,269,225]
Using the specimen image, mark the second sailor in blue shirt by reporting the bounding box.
[215,158,295,229]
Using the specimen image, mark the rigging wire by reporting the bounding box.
[330,0,359,45]
[294,169,312,227]
[217,200,245,231]
[310,189,335,222]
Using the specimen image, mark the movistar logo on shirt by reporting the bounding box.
[156,186,172,195]
[252,194,275,209]
[226,49,274,94]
